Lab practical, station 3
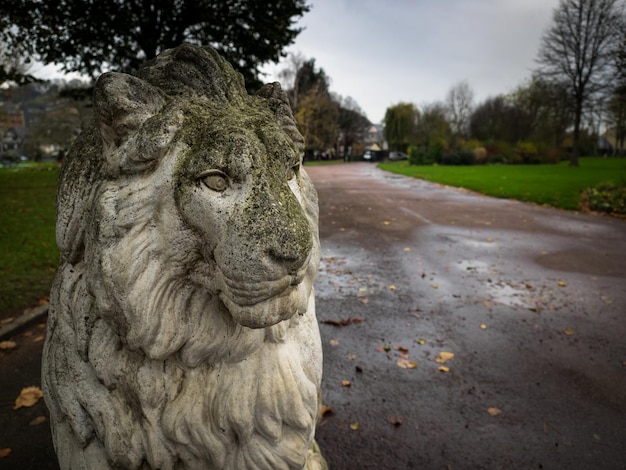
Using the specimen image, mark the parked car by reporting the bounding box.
[388,151,408,161]
[363,151,373,161]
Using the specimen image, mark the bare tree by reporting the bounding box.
[445,80,474,142]
[536,0,622,166]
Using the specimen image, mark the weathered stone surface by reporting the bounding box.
[42,44,325,470]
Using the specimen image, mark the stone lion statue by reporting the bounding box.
[42,44,326,470]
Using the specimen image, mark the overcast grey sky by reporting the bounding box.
[261,0,561,124]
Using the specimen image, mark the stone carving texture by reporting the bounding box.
[42,45,325,470]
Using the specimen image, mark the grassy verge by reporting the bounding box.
[378,157,626,211]
[304,159,348,166]
[0,166,59,313]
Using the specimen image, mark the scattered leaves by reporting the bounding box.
[0,448,11,458]
[435,352,455,364]
[13,386,43,410]
[29,416,46,426]
[396,358,417,369]
[341,380,352,387]
[487,407,502,416]
[350,423,360,430]
[0,340,17,350]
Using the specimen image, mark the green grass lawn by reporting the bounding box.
[378,157,626,210]
[0,167,59,313]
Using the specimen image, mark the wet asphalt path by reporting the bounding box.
[308,162,626,469]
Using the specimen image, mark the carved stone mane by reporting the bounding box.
[42,45,325,470]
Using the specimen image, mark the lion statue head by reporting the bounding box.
[42,45,325,470]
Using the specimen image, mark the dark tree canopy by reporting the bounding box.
[0,0,310,89]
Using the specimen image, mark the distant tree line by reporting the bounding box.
[277,53,370,159]
[384,0,626,167]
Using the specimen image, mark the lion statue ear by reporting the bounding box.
[257,82,305,154]
[94,72,166,150]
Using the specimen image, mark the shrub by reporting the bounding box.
[515,141,540,164]
[440,150,475,166]
[583,182,626,215]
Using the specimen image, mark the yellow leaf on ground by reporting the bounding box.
[0,340,17,350]
[487,407,502,416]
[432,284,439,289]
[320,405,333,417]
[480,324,487,330]
[347,354,357,360]
[341,380,351,387]
[33,335,45,343]
[383,221,391,225]
[13,386,43,410]
[0,448,11,458]
[435,352,455,364]
[557,281,567,287]
[438,366,450,372]
[350,423,359,430]
[396,358,417,369]
[388,285,396,290]
[329,339,339,346]
[564,328,576,336]
[415,338,426,345]
[29,416,46,426]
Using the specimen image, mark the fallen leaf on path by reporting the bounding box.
[396,359,417,369]
[350,423,359,430]
[435,352,454,364]
[432,284,439,289]
[0,340,17,350]
[33,335,45,343]
[29,416,46,426]
[480,324,487,330]
[0,317,14,326]
[383,221,391,225]
[415,338,427,345]
[388,416,403,426]
[347,354,357,360]
[341,380,352,387]
[564,328,576,336]
[13,386,43,410]
[487,407,502,416]
[321,405,333,417]
[404,247,412,252]
[0,448,11,458]
[388,285,397,290]
[438,366,450,372]
[557,281,567,287]
[329,339,339,346]
[393,346,409,353]
[486,237,494,243]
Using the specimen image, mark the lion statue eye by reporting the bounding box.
[286,164,299,181]
[200,171,228,192]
